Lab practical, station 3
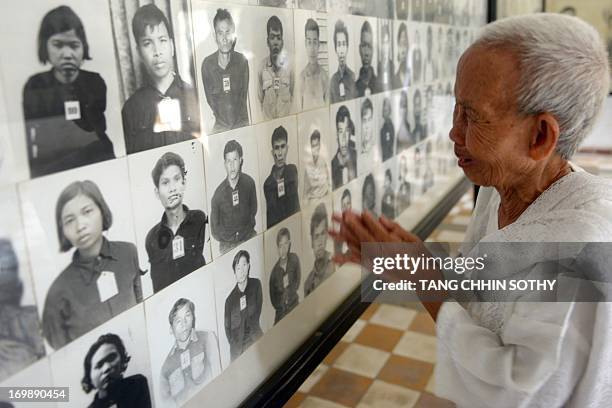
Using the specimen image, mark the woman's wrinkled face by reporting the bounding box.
[449,45,533,188]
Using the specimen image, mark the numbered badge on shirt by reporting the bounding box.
[223,75,231,93]
[180,349,191,370]
[232,190,239,206]
[273,77,281,90]
[277,178,285,197]
[64,100,81,121]
[97,271,119,303]
[240,295,247,311]
[339,82,346,97]
[173,235,185,260]
[283,274,289,289]
[156,98,181,132]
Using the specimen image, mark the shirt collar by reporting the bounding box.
[72,237,116,264]
[147,72,183,97]
[171,328,198,354]
[160,205,192,229]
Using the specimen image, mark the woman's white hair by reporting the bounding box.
[474,13,610,159]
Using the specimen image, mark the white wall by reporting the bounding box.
[582,95,612,149]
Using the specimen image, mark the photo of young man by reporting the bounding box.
[381,168,395,219]
[423,25,439,83]
[396,23,410,88]
[397,90,416,151]
[380,96,395,161]
[82,333,151,408]
[304,202,333,297]
[145,152,209,293]
[397,153,412,213]
[201,9,250,134]
[303,129,331,202]
[329,20,356,103]
[359,97,377,175]
[298,17,328,110]
[159,298,221,405]
[264,126,300,228]
[121,4,200,154]
[411,88,426,143]
[210,140,258,255]
[334,188,352,256]
[331,105,357,189]
[355,21,378,97]
[377,22,396,92]
[258,15,294,120]
[269,228,301,324]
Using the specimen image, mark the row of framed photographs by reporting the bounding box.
[0,140,458,408]
[0,0,475,185]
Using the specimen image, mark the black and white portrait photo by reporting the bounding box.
[294,10,329,110]
[330,102,359,190]
[378,161,397,219]
[297,0,326,11]
[377,19,397,92]
[49,304,153,408]
[361,173,378,216]
[19,159,141,351]
[255,11,296,121]
[395,21,411,89]
[127,140,210,295]
[144,267,220,407]
[331,178,360,256]
[255,118,301,229]
[396,151,413,214]
[298,108,332,204]
[263,214,303,324]
[355,18,379,97]
[301,198,334,297]
[411,24,424,85]
[328,17,357,103]
[204,128,262,258]
[0,360,54,408]
[358,96,381,176]
[379,92,397,161]
[0,83,19,186]
[423,25,439,83]
[192,4,251,135]
[0,0,125,180]
[0,187,45,383]
[110,1,200,154]
[213,236,270,366]
[396,89,415,151]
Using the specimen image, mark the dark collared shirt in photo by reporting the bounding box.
[397,180,411,213]
[264,164,300,228]
[304,251,334,297]
[224,278,263,361]
[330,67,357,103]
[145,206,208,293]
[160,330,221,405]
[42,239,143,350]
[22,69,115,178]
[269,252,301,324]
[89,374,151,408]
[355,66,379,97]
[381,189,396,219]
[258,55,294,120]
[122,74,200,154]
[331,147,358,190]
[210,174,258,254]
[380,118,395,161]
[201,50,250,133]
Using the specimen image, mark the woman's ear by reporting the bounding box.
[529,112,560,161]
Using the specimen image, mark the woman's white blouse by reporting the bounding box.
[435,170,612,408]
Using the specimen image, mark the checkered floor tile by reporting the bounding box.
[284,192,475,408]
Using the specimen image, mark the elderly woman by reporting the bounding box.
[330,14,611,407]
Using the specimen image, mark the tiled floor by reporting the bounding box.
[283,192,475,408]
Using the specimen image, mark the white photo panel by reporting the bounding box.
[19,158,141,352]
[377,19,397,93]
[50,304,153,408]
[331,177,361,257]
[255,116,300,230]
[352,15,379,98]
[247,6,297,124]
[144,265,220,408]
[213,235,271,368]
[394,20,411,89]
[296,0,327,12]
[252,0,295,8]
[297,107,333,205]
[127,139,211,297]
[360,172,379,216]
[109,0,201,154]
[293,9,330,111]
[376,157,399,220]
[0,0,126,181]
[410,22,425,86]
[203,127,263,259]
[0,186,45,383]
[263,213,303,325]
[300,195,334,299]
[356,95,381,177]
[0,79,18,186]
[192,1,254,135]
[329,100,360,191]
[396,148,415,215]
[327,14,360,104]
[0,358,55,408]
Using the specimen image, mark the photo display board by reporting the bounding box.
[0,0,485,406]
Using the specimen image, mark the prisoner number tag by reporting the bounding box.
[64,100,81,120]
[172,235,185,260]
[365,87,371,97]
[232,190,239,206]
[97,271,119,303]
[339,82,346,97]
[158,98,181,125]
[240,295,247,311]
[383,71,389,85]
[223,75,231,93]
[283,274,289,289]
[273,78,281,90]
[277,178,285,197]
[180,349,191,370]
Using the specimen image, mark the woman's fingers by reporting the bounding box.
[362,211,396,242]
[379,215,419,243]
[343,212,375,242]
